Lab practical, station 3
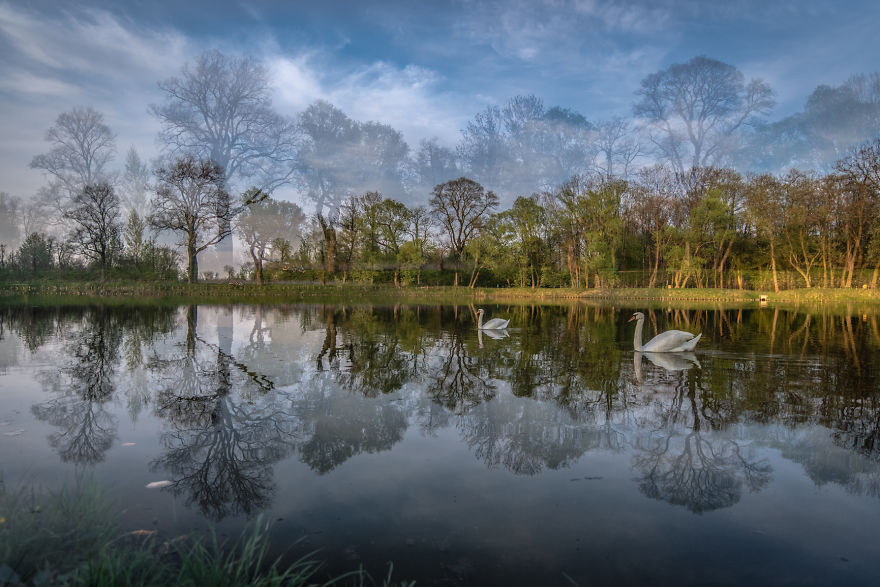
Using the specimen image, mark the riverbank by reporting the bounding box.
[1,280,878,305]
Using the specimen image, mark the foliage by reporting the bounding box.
[0,477,403,586]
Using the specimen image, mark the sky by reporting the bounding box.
[2,0,878,201]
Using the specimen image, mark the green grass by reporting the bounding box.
[0,476,413,586]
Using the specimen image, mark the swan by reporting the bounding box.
[628,311,701,352]
[476,308,510,330]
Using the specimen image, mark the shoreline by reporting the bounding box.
[1,281,878,306]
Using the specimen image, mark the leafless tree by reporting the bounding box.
[30,106,116,210]
[594,117,643,180]
[634,56,774,173]
[64,182,122,281]
[148,156,237,283]
[151,50,298,191]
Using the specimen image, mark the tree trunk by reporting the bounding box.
[251,247,263,285]
[769,238,779,293]
[317,215,337,274]
[188,248,198,284]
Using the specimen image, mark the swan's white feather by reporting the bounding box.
[641,329,699,352]
[481,317,510,330]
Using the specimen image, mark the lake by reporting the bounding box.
[1,300,880,585]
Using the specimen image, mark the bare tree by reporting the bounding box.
[64,183,122,281]
[634,56,774,173]
[30,106,116,206]
[594,117,643,180]
[152,50,298,270]
[151,50,298,191]
[148,156,238,283]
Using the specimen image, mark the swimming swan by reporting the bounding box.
[628,311,701,352]
[477,308,510,330]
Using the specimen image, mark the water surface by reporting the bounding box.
[1,301,880,585]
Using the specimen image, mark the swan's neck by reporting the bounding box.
[477,312,483,329]
[633,318,644,351]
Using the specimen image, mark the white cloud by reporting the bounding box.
[0,71,80,96]
[271,55,468,148]
[0,2,194,197]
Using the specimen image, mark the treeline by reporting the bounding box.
[2,50,880,289]
[3,139,878,290]
[274,142,880,290]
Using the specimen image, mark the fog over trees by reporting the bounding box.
[3,50,880,288]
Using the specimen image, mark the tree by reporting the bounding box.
[64,183,122,281]
[836,139,880,287]
[594,117,642,180]
[297,100,410,215]
[30,106,116,204]
[120,147,151,217]
[555,175,624,288]
[123,210,147,264]
[634,56,774,172]
[236,194,305,285]
[500,195,550,287]
[151,50,297,191]
[629,165,678,287]
[458,106,506,188]
[148,156,237,283]
[429,177,498,285]
[0,192,21,252]
[744,174,785,292]
[16,232,55,273]
[415,138,460,191]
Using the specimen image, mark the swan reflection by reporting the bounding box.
[634,350,700,382]
[6,301,880,524]
[478,328,509,347]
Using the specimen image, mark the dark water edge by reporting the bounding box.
[2,301,880,585]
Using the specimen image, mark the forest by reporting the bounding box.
[1,52,879,291]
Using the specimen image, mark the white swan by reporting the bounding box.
[476,308,510,330]
[628,311,701,352]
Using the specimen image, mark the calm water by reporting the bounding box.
[2,301,880,585]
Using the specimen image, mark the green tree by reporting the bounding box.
[429,177,499,286]
[236,193,305,284]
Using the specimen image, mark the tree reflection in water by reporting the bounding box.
[6,301,880,519]
[22,306,176,464]
[149,305,298,520]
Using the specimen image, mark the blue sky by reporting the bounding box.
[2,0,878,199]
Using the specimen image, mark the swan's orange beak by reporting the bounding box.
[627,314,637,322]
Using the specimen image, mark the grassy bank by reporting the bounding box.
[0,477,409,586]
[1,280,878,306]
